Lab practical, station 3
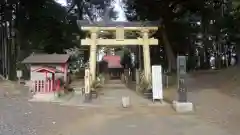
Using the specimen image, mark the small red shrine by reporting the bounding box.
[22,54,70,94]
[102,55,123,79]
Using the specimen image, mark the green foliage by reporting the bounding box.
[14,0,118,54]
[67,0,117,21]
[123,0,203,54]
[124,0,240,57]
[16,0,78,53]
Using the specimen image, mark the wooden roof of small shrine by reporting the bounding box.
[22,54,70,64]
[32,66,63,73]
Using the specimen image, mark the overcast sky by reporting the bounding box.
[56,0,126,21]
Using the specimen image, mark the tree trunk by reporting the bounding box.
[161,26,176,72]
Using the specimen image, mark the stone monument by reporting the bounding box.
[173,56,194,113]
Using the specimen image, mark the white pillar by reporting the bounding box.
[142,29,151,81]
[89,28,98,82]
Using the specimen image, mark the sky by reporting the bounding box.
[56,0,126,21]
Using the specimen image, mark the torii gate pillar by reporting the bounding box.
[142,29,151,81]
[89,28,98,81]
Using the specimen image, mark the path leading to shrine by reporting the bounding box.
[96,79,152,106]
[62,79,156,107]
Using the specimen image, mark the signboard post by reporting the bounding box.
[16,70,22,83]
[151,65,163,103]
[84,68,91,102]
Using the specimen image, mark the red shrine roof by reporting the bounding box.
[103,55,122,68]
[22,54,70,64]
[32,66,63,73]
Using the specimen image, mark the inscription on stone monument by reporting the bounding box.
[177,56,187,102]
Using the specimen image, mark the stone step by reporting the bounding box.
[105,83,125,86]
[104,79,126,89]
[106,80,122,84]
[104,83,126,89]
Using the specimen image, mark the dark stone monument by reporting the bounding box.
[177,56,187,102]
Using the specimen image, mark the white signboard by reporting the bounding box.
[151,65,163,101]
[17,70,23,78]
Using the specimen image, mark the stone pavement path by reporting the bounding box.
[97,79,152,106]
[61,79,155,107]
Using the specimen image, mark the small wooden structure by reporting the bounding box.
[103,55,123,79]
[22,54,70,93]
[32,66,63,93]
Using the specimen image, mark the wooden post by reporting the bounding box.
[142,29,151,81]
[84,69,90,94]
[16,70,22,84]
[84,68,91,101]
[124,69,129,84]
[135,69,140,85]
[89,28,98,82]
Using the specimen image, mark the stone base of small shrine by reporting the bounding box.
[29,92,74,103]
[29,93,59,102]
[172,100,194,113]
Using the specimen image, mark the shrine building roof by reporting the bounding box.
[22,54,70,64]
[32,66,63,73]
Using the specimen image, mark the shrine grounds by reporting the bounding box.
[1,67,240,135]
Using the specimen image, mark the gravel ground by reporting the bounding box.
[0,98,88,135]
[0,82,88,135]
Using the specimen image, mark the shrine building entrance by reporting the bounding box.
[103,54,123,80]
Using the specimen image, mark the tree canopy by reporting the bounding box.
[6,0,116,54]
[2,0,240,73]
[123,0,240,71]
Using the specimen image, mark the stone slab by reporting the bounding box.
[29,92,74,103]
[29,93,57,102]
[172,100,194,113]
[148,100,169,107]
[122,96,130,108]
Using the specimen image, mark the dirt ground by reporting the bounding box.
[164,66,240,135]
